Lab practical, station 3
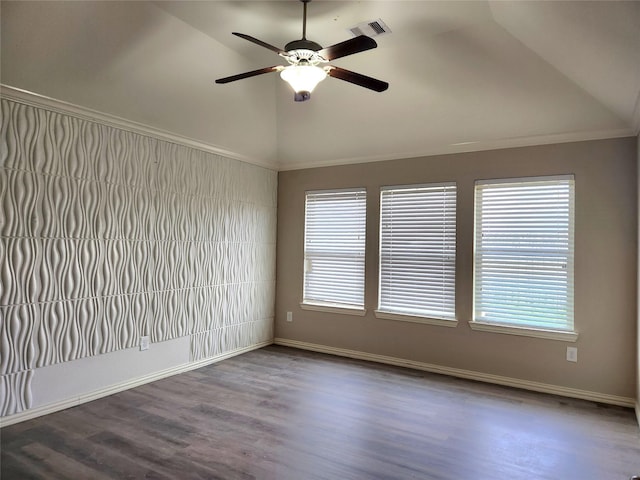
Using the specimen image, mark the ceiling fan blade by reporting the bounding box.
[232,32,288,56]
[317,35,377,61]
[326,66,389,92]
[215,66,281,84]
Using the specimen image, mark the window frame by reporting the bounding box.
[375,182,458,327]
[471,175,577,342]
[301,187,367,315]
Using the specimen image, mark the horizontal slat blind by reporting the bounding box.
[379,183,457,319]
[303,189,366,308]
[474,176,575,331]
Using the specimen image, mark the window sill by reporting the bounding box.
[375,310,458,328]
[469,321,578,342]
[300,302,366,317]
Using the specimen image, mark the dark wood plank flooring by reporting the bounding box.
[2,345,639,479]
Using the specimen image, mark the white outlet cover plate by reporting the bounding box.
[566,346,577,362]
[140,336,150,351]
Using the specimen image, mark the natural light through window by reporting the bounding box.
[377,183,457,322]
[473,176,575,335]
[303,188,366,312]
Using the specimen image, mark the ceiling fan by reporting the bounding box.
[215,0,389,102]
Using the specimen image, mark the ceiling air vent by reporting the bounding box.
[348,19,391,38]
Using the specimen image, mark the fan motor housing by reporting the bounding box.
[285,39,322,52]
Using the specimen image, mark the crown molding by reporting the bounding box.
[277,128,636,171]
[4,85,635,173]
[0,85,276,171]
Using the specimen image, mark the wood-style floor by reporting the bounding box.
[2,345,639,480]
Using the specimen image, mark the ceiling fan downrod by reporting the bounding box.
[302,0,309,40]
[285,0,322,52]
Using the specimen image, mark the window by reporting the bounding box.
[303,188,366,312]
[473,176,575,335]
[377,183,457,322]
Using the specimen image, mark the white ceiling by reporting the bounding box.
[2,1,639,171]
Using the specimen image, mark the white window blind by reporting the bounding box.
[303,188,366,309]
[378,183,457,319]
[474,176,575,331]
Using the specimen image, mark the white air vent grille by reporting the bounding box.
[349,19,391,38]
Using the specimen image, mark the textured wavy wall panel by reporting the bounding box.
[1,370,33,417]
[1,304,38,375]
[0,97,276,417]
[190,319,274,363]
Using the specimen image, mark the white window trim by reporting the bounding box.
[303,187,367,309]
[300,302,367,317]
[472,175,576,335]
[375,310,458,328]
[378,182,457,320]
[469,321,578,342]
[475,174,574,185]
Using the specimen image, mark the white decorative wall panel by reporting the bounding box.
[1,305,39,375]
[1,370,33,417]
[0,97,276,417]
[190,319,274,363]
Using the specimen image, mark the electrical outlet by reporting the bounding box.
[286,311,293,322]
[566,346,577,362]
[140,336,150,351]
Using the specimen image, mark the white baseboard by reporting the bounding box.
[274,338,636,409]
[0,341,272,428]
[4,339,635,428]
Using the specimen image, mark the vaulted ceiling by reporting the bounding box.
[2,1,639,170]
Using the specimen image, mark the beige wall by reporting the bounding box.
[276,137,637,399]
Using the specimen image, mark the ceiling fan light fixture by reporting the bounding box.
[280,65,327,101]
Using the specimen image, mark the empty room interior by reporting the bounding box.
[1,1,640,478]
